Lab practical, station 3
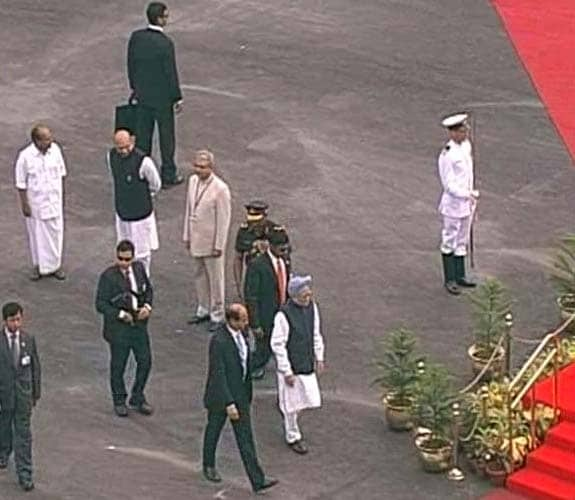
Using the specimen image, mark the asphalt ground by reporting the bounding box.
[0,1,573,499]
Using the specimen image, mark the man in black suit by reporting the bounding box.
[127,2,184,187]
[0,302,41,492]
[244,228,290,379]
[202,304,278,494]
[96,240,154,417]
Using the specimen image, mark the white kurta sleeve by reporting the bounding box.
[271,311,293,376]
[139,157,162,194]
[14,152,28,190]
[313,302,325,362]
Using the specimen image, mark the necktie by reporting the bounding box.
[276,258,286,305]
[235,334,247,378]
[9,332,19,368]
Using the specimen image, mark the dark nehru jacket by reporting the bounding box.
[281,300,315,375]
[109,148,153,221]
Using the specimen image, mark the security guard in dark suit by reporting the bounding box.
[233,200,291,298]
[0,302,41,492]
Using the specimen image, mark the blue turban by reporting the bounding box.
[288,274,312,297]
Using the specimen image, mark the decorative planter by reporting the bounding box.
[414,435,453,473]
[485,462,508,487]
[468,344,505,381]
[383,393,413,431]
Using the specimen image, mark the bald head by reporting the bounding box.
[225,303,249,330]
[31,124,53,153]
[114,129,135,157]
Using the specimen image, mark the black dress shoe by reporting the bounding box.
[251,367,265,380]
[52,268,66,280]
[0,456,8,469]
[188,314,210,325]
[203,466,222,483]
[444,281,461,295]
[19,478,34,491]
[208,321,223,332]
[113,404,129,417]
[254,477,279,494]
[129,401,154,416]
[288,440,308,455]
[162,175,184,189]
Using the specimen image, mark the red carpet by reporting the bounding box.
[481,364,575,499]
[491,0,575,162]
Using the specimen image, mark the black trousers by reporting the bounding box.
[253,328,272,370]
[0,398,33,480]
[109,329,152,406]
[135,103,177,182]
[202,407,265,490]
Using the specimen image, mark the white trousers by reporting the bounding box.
[116,213,158,277]
[282,410,302,444]
[25,215,64,274]
[192,256,225,322]
[440,215,471,256]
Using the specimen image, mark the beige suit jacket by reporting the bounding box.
[183,174,231,257]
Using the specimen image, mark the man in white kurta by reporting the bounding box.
[183,150,231,331]
[107,130,161,276]
[437,113,479,295]
[270,274,325,455]
[15,125,66,281]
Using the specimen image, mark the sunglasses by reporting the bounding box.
[117,256,133,262]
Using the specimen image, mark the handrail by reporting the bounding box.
[511,348,556,409]
[506,312,575,471]
[509,313,575,393]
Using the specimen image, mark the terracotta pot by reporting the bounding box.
[414,435,453,473]
[485,462,508,487]
[383,394,413,431]
[468,344,505,382]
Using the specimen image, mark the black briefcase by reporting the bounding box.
[114,97,139,134]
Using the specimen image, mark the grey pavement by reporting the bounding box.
[0,0,572,498]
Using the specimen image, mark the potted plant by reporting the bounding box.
[467,278,511,381]
[412,363,455,472]
[371,327,421,431]
[465,381,532,483]
[549,233,575,325]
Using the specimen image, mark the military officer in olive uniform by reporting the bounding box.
[233,201,290,299]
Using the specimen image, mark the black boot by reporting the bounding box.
[441,253,460,295]
[454,256,477,287]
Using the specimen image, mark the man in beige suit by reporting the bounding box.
[183,150,231,331]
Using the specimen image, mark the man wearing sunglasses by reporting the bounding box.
[95,240,154,417]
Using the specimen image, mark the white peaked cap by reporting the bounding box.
[441,113,468,128]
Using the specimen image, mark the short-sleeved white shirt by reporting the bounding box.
[15,142,67,219]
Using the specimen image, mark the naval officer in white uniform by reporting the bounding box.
[437,113,479,295]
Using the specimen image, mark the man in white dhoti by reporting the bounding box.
[107,129,161,276]
[15,124,66,281]
[270,274,325,455]
[437,113,479,295]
